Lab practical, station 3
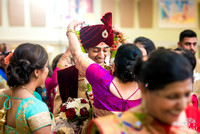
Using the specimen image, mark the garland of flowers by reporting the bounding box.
[111,33,127,58]
[86,83,92,92]
[110,34,120,58]
[76,31,86,53]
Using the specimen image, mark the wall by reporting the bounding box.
[0,0,200,62]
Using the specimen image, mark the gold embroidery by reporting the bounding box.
[16,99,34,133]
[28,111,52,131]
[77,73,88,99]
[4,126,15,134]
[0,107,6,133]
[78,76,88,92]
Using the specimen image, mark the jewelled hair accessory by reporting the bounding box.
[145,83,148,88]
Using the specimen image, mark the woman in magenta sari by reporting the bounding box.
[66,12,142,117]
[45,49,74,112]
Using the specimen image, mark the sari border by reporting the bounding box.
[27,111,52,131]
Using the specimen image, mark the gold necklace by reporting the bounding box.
[21,86,34,95]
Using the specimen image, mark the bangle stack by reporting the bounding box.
[66,29,76,37]
[117,33,127,44]
[57,64,66,69]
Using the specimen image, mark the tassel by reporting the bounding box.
[101,12,112,26]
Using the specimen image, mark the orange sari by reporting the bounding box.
[87,106,196,134]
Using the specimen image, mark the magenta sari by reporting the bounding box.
[86,63,141,117]
[45,67,60,112]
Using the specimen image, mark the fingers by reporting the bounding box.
[113,25,122,35]
[68,20,85,30]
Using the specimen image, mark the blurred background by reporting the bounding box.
[0,0,200,64]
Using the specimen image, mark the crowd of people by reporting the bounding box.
[0,12,200,134]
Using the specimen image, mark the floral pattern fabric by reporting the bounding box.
[88,107,197,134]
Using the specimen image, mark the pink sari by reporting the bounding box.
[86,63,141,117]
[45,67,60,112]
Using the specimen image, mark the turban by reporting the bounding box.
[80,12,114,49]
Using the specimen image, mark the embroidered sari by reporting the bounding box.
[88,106,197,134]
[0,92,52,134]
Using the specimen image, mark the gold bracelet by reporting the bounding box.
[66,29,76,37]
[119,34,127,44]
[57,64,66,69]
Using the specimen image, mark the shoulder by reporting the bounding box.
[19,97,52,127]
[88,110,143,134]
[86,63,113,83]
[87,63,112,76]
[33,91,43,101]
[24,98,52,131]
[20,97,49,116]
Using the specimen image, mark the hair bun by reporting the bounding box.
[19,60,31,71]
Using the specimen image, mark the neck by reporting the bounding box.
[21,84,35,95]
[114,77,138,85]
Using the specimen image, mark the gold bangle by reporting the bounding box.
[66,29,76,37]
[119,34,127,44]
[57,64,66,69]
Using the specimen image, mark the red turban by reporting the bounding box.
[80,12,114,49]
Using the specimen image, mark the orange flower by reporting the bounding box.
[4,52,13,65]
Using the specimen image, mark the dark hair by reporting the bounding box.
[113,44,142,83]
[174,47,196,70]
[134,49,193,90]
[179,29,197,42]
[52,53,63,71]
[6,43,48,87]
[133,36,156,55]
[48,63,53,77]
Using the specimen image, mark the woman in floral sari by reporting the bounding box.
[87,49,198,134]
[0,43,52,134]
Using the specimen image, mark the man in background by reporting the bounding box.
[177,29,200,107]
